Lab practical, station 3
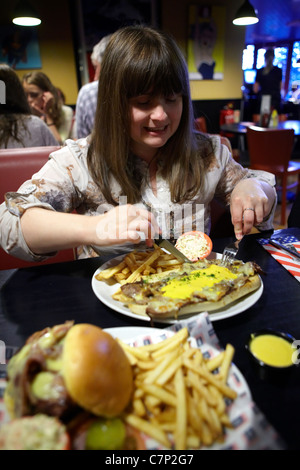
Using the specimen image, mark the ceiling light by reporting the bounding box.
[233,0,259,26]
[12,1,41,27]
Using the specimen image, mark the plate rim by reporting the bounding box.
[92,253,263,323]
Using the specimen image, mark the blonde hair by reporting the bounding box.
[87,25,213,205]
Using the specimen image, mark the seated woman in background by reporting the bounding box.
[0,26,277,263]
[22,71,74,144]
[0,64,59,149]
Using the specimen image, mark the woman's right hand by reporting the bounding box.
[20,204,160,256]
[95,204,160,247]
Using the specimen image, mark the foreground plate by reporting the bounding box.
[104,326,251,450]
[92,253,263,323]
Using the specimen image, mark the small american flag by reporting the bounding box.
[258,234,300,282]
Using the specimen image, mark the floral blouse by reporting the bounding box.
[0,136,276,261]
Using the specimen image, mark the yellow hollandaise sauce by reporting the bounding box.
[161,265,237,300]
[250,334,294,367]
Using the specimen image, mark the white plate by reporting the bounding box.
[92,253,263,323]
[103,326,252,450]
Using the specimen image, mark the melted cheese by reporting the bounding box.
[161,265,238,299]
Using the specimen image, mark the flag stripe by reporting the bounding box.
[262,243,300,282]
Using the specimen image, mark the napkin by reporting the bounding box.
[257,232,300,282]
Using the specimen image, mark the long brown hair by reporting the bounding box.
[0,64,31,148]
[87,25,213,205]
[22,71,62,127]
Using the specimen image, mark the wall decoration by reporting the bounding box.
[0,25,42,70]
[81,0,155,50]
[187,4,225,80]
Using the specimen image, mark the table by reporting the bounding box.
[1,229,300,450]
[220,120,300,136]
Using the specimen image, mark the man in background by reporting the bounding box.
[253,48,282,114]
[75,35,112,138]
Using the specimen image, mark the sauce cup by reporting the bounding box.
[245,329,297,382]
[175,231,213,262]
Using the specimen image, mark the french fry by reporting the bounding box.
[151,328,189,358]
[124,414,170,448]
[125,249,162,283]
[132,398,146,417]
[174,367,187,450]
[139,383,177,407]
[156,356,182,386]
[143,349,178,384]
[183,357,238,400]
[205,351,225,371]
[95,245,184,285]
[118,330,238,450]
[95,260,126,280]
[117,340,150,361]
[219,343,235,382]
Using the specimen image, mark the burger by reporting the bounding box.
[2,321,143,450]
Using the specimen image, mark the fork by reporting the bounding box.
[221,240,240,264]
[284,243,299,254]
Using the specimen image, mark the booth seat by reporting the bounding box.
[0,146,75,270]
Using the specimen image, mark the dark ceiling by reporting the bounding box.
[245,0,300,44]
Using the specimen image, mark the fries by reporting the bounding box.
[95,244,183,285]
[118,328,238,450]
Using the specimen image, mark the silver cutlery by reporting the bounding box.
[221,240,240,264]
[156,237,191,263]
[269,239,300,261]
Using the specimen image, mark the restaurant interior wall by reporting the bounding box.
[0,0,78,106]
[161,0,246,133]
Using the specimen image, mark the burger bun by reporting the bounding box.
[62,324,133,418]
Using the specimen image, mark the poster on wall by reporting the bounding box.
[82,0,155,50]
[0,26,42,70]
[81,0,155,81]
[187,4,225,80]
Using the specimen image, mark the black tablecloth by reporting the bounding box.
[1,229,300,449]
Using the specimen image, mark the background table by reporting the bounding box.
[220,120,300,136]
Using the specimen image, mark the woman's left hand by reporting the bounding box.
[230,178,275,240]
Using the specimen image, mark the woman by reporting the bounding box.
[0,26,276,262]
[0,64,59,148]
[22,71,74,144]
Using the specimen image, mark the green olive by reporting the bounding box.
[31,371,61,400]
[85,418,126,450]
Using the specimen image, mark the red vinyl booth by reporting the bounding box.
[0,146,75,270]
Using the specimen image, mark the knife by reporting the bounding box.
[156,237,191,263]
[269,239,300,261]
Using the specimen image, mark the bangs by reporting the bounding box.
[122,40,188,98]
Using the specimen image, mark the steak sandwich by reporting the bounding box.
[4,322,133,421]
[119,258,261,319]
[3,322,140,449]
